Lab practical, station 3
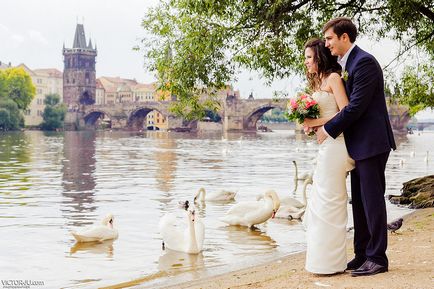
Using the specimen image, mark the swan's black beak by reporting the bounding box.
[271,210,276,219]
[109,219,113,224]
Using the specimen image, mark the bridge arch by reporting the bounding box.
[244,103,287,131]
[83,109,113,129]
[127,106,167,130]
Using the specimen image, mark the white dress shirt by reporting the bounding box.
[337,43,356,72]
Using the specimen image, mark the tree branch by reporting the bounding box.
[383,30,434,71]
[412,2,434,22]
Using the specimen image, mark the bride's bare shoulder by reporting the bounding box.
[327,72,345,87]
[328,72,342,81]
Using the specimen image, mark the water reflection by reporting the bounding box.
[61,131,97,225]
[70,240,115,258]
[154,134,177,194]
[0,132,31,207]
[218,225,277,253]
[158,249,205,274]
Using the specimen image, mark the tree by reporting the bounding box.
[40,94,66,131]
[0,98,24,131]
[0,67,36,110]
[141,0,434,117]
[394,64,434,115]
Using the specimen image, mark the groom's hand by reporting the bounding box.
[316,126,328,144]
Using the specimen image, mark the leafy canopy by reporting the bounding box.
[41,94,67,131]
[141,0,434,117]
[394,64,434,116]
[0,98,24,131]
[0,67,36,110]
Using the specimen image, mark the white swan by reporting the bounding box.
[71,214,118,242]
[194,187,236,202]
[277,178,311,220]
[292,160,314,192]
[159,209,205,254]
[220,190,280,227]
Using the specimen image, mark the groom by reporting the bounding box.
[316,17,396,277]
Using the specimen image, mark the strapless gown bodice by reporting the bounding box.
[312,90,339,119]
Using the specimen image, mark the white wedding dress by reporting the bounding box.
[304,91,355,274]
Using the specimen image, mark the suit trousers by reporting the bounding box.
[351,151,390,267]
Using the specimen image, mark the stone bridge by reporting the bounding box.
[66,97,289,132]
[417,121,434,130]
[223,96,287,131]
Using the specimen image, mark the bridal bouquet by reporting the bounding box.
[286,93,320,135]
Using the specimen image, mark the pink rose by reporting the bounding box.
[305,100,317,109]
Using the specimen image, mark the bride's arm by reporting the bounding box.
[303,116,332,128]
[328,72,349,110]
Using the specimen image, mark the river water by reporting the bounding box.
[0,130,432,288]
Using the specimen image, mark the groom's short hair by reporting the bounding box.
[322,17,357,43]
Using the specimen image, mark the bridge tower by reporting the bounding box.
[63,24,97,108]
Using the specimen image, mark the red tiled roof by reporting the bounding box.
[33,68,63,78]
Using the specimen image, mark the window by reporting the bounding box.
[37,88,42,94]
[37,79,42,84]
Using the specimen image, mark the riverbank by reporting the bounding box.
[163,208,433,289]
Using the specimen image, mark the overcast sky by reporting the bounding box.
[1,0,432,118]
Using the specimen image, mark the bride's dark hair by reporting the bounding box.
[304,38,341,91]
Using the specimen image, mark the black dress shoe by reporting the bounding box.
[351,260,388,277]
[346,257,366,270]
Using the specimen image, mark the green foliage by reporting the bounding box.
[260,108,288,123]
[394,64,434,115]
[142,1,434,117]
[0,98,24,131]
[0,67,36,110]
[41,94,67,131]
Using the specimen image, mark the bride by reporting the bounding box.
[302,38,354,274]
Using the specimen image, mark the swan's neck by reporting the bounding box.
[301,179,310,206]
[293,161,298,179]
[187,218,198,252]
[264,196,274,210]
[196,188,206,201]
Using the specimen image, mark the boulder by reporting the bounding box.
[389,175,434,209]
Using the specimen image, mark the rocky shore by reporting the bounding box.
[389,175,434,209]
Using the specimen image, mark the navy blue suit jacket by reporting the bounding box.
[324,46,396,161]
